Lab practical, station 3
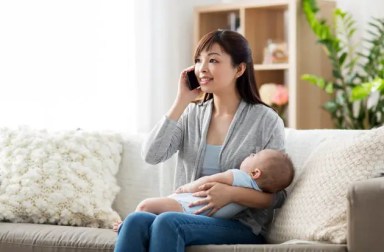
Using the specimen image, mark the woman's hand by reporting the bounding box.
[176,66,202,104]
[167,66,203,121]
[166,66,202,121]
[189,182,233,216]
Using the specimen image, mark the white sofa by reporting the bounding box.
[0,128,383,252]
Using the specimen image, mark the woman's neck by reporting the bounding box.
[212,93,241,116]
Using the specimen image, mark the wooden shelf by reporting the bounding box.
[253,63,289,71]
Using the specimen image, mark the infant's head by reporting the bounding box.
[240,149,294,193]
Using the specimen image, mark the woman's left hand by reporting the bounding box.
[189,182,232,216]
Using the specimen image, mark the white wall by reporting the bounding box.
[0,0,137,132]
[337,0,384,40]
[0,0,220,133]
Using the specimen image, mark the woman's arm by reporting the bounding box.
[176,170,234,193]
[226,185,274,208]
[141,67,202,164]
[190,182,274,216]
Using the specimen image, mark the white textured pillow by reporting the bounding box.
[267,126,384,244]
[0,127,123,228]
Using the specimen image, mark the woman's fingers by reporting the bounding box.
[185,65,195,72]
[198,182,215,190]
[192,190,208,197]
[206,207,220,216]
[190,183,230,216]
[193,204,211,215]
[193,204,220,216]
[189,197,208,207]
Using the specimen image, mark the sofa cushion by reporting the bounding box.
[0,223,347,252]
[186,244,347,252]
[267,126,384,243]
[0,222,115,252]
[0,127,122,228]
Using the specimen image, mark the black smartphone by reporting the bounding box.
[186,70,200,90]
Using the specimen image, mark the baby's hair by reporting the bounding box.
[258,150,294,193]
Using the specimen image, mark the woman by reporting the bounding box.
[114,29,286,252]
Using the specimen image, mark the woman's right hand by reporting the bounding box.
[175,66,202,104]
[166,66,203,121]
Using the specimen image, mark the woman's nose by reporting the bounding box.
[198,61,208,73]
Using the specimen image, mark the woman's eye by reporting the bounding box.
[194,58,201,63]
[209,59,218,63]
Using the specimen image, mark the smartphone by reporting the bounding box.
[186,70,200,90]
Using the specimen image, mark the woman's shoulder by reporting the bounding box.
[241,102,284,130]
[244,102,279,119]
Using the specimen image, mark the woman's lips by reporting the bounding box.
[199,77,212,85]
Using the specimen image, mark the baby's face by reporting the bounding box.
[240,152,261,173]
[239,150,273,173]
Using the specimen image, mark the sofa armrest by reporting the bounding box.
[347,177,384,252]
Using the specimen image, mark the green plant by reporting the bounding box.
[302,0,384,129]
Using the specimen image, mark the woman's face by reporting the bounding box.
[194,43,239,95]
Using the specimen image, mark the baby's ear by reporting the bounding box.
[251,168,262,179]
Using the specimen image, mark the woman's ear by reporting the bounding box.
[236,63,246,78]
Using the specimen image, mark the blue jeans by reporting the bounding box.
[114,211,265,252]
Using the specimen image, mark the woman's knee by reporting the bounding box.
[121,211,156,231]
[149,212,187,250]
[151,212,184,232]
[115,212,157,252]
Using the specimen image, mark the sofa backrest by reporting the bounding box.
[112,128,367,218]
[112,134,160,218]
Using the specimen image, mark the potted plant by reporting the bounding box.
[301,0,384,129]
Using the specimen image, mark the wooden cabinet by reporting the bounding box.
[194,0,335,129]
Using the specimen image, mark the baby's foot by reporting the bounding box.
[113,221,122,232]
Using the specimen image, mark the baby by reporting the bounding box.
[113,149,294,232]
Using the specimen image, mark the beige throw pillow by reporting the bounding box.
[267,126,384,243]
[0,127,123,228]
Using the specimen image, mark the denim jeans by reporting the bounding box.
[114,211,265,252]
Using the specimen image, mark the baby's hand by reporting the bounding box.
[175,181,202,193]
[175,185,189,193]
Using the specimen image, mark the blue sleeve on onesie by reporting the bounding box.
[231,169,261,191]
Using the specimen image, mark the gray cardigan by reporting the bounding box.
[142,99,286,235]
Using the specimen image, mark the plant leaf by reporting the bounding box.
[339,52,347,66]
[325,82,334,94]
[301,74,326,89]
[323,101,338,113]
[351,83,372,101]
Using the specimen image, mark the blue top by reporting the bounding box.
[200,144,222,177]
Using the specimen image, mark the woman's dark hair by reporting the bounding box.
[194,29,265,105]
